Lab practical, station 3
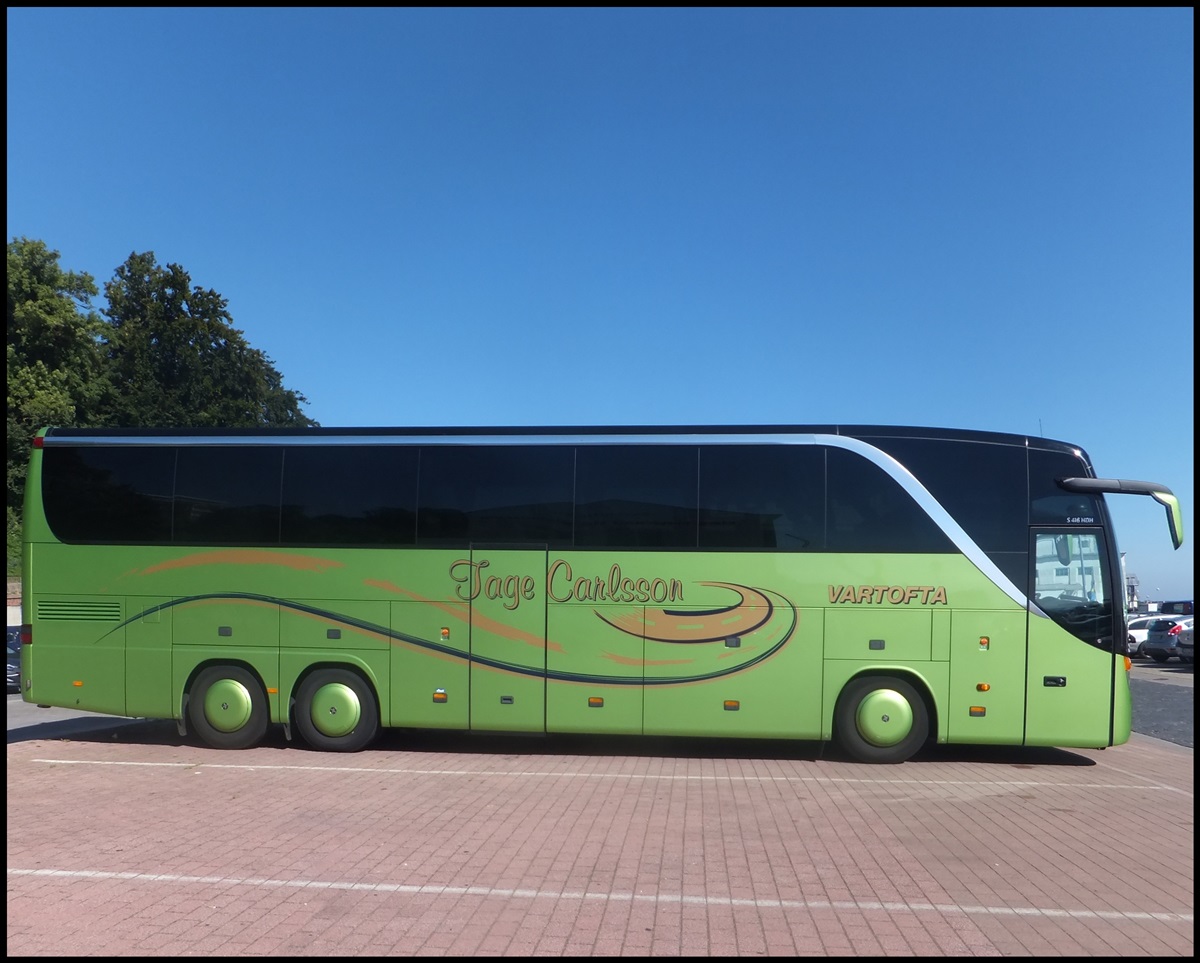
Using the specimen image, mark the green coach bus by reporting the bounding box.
[17,425,1184,763]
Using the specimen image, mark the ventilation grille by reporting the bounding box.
[37,599,123,622]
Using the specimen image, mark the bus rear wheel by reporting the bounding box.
[188,665,269,750]
[834,675,928,764]
[294,668,379,752]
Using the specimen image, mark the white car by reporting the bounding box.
[1126,615,1162,658]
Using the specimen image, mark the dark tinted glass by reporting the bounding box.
[1029,449,1101,524]
[699,445,825,549]
[281,445,418,546]
[575,446,697,548]
[826,447,955,553]
[174,447,283,544]
[866,437,1028,552]
[417,446,574,547]
[42,446,175,542]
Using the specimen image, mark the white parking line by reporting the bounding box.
[29,756,1188,794]
[7,867,1193,925]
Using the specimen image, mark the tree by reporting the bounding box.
[7,238,108,571]
[101,251,316,428]
[7,240,318,574]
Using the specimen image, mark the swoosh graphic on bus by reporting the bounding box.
[595,582,774,643]
[107,589,798,686]
[363,578,565,653]
[581,586,798,685]
[138,550,345,576]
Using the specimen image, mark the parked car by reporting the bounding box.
[1142,617,1194,664]
[6,625,20,693]
[1125,615,1163,658]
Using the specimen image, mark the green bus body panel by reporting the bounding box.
[547,601,642,735]
[825,608,932,662]
[28,594,127,715]
[469,550,548,732]
[947,611,1027,744]
[1110,660,1133,745]
[126,597,173,719]
[389,599,469,730]
[1024,614,1118,748]
[20,537,1129,752]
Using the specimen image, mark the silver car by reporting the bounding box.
[1125,615,1162,658]
[1142,617,1194,664]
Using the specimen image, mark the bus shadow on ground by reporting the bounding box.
[373,730,1097,767]
[6,716,179,746]
[8,717,1096,767]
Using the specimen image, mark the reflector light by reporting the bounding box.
[21,623,32,645]
[72,681,83,687]
[723,700,740,711]
[979,636,990,650]
[432,689,447,703]
[33,436,43,449]
[976,683,990,692]
[969,706,986,717]
[588,697,604,707]
[1123,657,1132,672]
[440,627,450,639]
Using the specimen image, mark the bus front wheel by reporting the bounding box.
[834,676,929,764]
[294,668,379,752]
[188,665,269,750]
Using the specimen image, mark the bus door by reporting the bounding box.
[468,547,547,732]
[1026,529,1118,747]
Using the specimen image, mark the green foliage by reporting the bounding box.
[7,238,318,574]
[102,252,316,428]
[7,238,108,574]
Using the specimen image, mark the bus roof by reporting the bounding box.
[37,424,1086,454]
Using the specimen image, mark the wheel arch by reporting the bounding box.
[829,666,941,744]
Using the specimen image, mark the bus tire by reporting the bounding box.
[188,665,269,750]
[834,675,928,764]
[294,668,379,752]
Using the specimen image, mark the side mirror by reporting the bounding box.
[1055,535,1072,567]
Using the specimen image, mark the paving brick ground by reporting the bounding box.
[6,723,1194,956]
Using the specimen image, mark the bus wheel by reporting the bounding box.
[834,676,928,764]
[188,665,269,750]
[294,668,379,752]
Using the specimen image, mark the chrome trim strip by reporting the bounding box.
[823,436,1041,616]
[41,432,817,447]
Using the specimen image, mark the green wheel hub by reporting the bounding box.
[854,688,914,747]
[203,678,254,733]
[308,682,362,738]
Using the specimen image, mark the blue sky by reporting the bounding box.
[6,8,1193,599]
